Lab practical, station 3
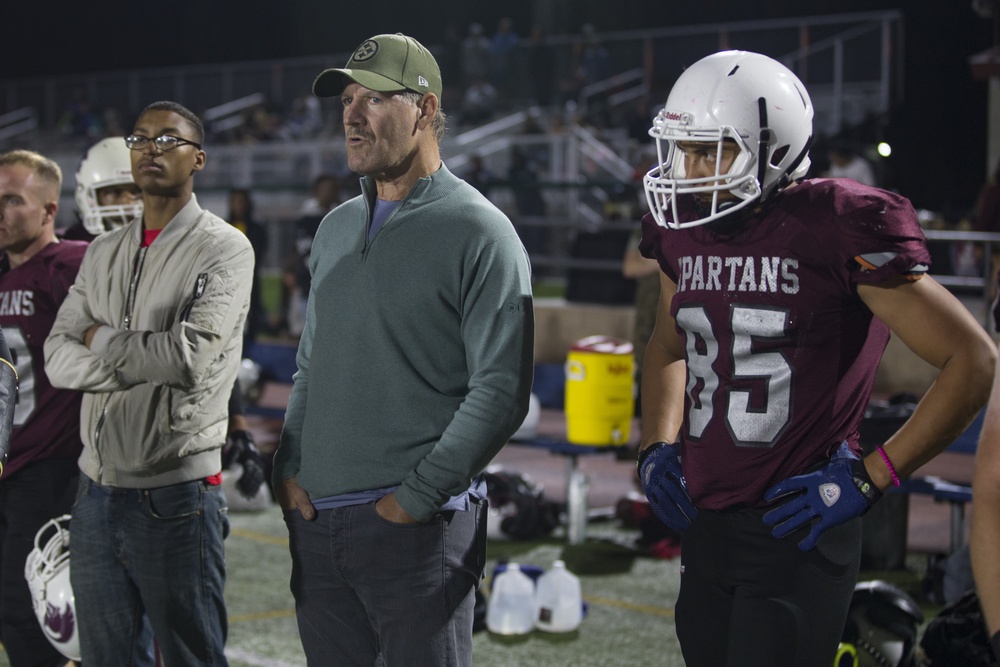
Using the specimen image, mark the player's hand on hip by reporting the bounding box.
[637,441,698,533]
[763,441,882,551]
[274,476,317,520]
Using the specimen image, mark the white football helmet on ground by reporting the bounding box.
[643,50,814,229]
[24,514,80,662]
[75,137,142,235]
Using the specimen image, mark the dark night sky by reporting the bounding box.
[1,0,996,214]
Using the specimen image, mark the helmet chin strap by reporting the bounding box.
[703,199,755,237]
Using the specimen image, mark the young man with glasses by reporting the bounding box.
[45,100,253,666]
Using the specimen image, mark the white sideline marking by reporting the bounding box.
[225,647,300,667]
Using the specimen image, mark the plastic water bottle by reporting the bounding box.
[533,560,583,633]
[486,562,536,635]
[566,470,589,545]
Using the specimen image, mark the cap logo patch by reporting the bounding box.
[418,75,429,88]
[352,40,379,62]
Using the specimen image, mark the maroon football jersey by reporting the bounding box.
[0,240,88,477]
[639,179,931,510]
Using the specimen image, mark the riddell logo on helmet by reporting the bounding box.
[663,111,688,123]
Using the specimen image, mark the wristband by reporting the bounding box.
[875,446,901,487]
[849,459,883,509]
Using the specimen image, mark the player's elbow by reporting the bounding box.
[952,335,998,411]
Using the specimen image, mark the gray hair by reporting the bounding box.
[398,92,447,141]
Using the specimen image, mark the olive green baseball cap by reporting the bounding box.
[313,33,442,99]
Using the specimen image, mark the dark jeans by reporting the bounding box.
[676,507,861,667]
[284,498,487,667]
[0,458,78,667]
[71,475,229,667]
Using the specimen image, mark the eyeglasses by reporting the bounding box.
[124,134,202,152]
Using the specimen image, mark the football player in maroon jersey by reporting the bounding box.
[636,51,996,666]
[0,150,87,666]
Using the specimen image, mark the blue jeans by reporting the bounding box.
[70,474,229,667]
[284,498,487,667]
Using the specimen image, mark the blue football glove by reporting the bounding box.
[637,441,698,533]
[762,442,882,551]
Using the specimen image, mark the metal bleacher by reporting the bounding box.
[0,11,905,279]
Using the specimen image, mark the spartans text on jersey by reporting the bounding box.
[676,256,800,294]
[0,290,35,317]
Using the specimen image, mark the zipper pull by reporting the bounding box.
[180,273,209,322]
[193,273,208,299]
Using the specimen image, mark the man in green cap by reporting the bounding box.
[271,33,535,666]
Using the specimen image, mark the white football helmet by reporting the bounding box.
[643,50,814,229]
[24,515,80,662]
[75,137,142,236]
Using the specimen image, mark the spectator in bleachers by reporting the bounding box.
[508,146,547,262]
[463,153,495,197]
[626,97,656,143]
[576,25,613,88]
[239,104,280,143]
[826,142,877,187]
[58,90,103,141]
[461,22,492,89]
[435,23,464,102]
[527,24,556,108]
[460,76,498,126]
[281,174,341,338]
[227,188,268,344]
[101,106,126,138]
[490,17,519,96]
[279,94,323,141]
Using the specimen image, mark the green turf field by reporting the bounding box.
[0,506,940,666]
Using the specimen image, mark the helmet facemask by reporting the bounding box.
[79,181,143,235]
[643,116,760,230]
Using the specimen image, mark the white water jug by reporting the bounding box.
[486,562,536,635]
[533,560,582,632]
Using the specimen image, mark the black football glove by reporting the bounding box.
[223,429,267,499]
[763,442,881,551]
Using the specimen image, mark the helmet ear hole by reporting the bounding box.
[770,145,790,167]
